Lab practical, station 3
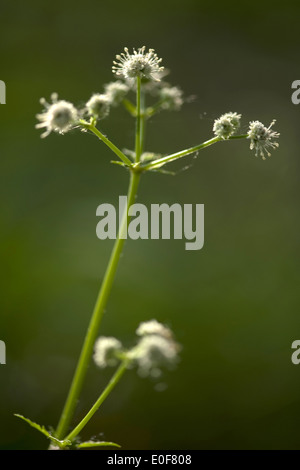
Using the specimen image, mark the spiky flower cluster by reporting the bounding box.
[212,113,280,159]
[130,320,180,377]
[136,319,173,339]
[247,120,280,160]
[159,86,184,111]
[131,334,180,378]
[93,337,123,368]
[86,94,110,120]
[93,320,180,377]
[213,112,241,139]
[112,47,164,81]
[36,93,78,138]
[104,80,130,106]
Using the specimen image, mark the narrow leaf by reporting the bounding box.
[110,160,127,167]
[77,440,121,449]
[14,414,68,448]
[150,168,176,175]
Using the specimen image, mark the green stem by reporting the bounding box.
[80,121,132,167]
[55,171,140,440]
[135,76,142,163]
[145,99,165,118]
[122,99,136,117]
[65,360,129,444]
[140,88,146,155]
[140,134,248,171]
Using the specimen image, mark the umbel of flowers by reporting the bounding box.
[15,47,280,451]
[36,46,279,162]
[94,319,180,377]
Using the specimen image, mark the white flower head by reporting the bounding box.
[159,86,184,111]
[247,120,280,160]
[130,335,181,377]
[104,80,129,106]
[136,319,173,339]
[93,336,123,368]
[213,112,241,139]
[86,94,110,120]
[112,47,164,81]
[36,93,78,138]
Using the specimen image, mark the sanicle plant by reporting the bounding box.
[15,47,280,449]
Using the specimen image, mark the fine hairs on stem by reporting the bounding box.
[15,46,280,450]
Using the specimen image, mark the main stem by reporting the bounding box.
[55,171,140,439]
[135,76,142,163]
[140,86,145,154]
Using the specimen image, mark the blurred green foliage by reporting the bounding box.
[0,0,300,450]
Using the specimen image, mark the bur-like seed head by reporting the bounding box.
[131,335,180,377]
[93,336,123,368]
[36,93,78,138]
[213,112,241,139]
[129,320,180,377]
[159,86,184,111]
[86,94,110,119]
[104,80,130,106]
[247,120,280,160]
[136,319,173,339]
[112,47,164,81]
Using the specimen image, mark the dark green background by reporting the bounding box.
[1,0,300,450]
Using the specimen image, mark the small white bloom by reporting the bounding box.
[130,334,180,377]
[112,47,164,81]
[213,112,241,139]
[104,81,129,106]
[159,86,184,111]
[36,93,78,138]
[136,319,173,339]
[86,94,110,119]
[247,120,280,160]
[93,336,123,368]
